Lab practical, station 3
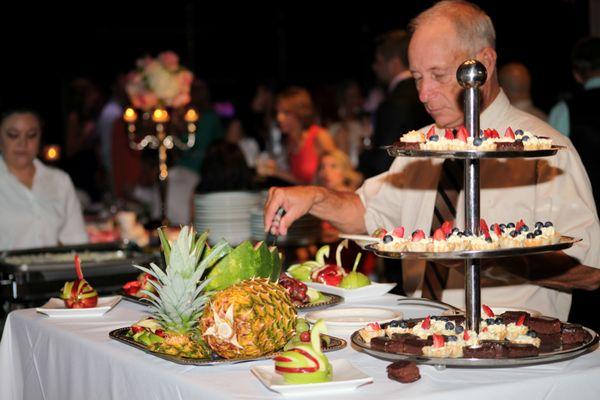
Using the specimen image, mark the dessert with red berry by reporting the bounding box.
[59,255,98,309]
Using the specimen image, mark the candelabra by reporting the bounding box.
[122,106,199,223]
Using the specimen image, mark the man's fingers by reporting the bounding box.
[264,188,282,232]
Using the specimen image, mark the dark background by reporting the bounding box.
[0,0,592,144]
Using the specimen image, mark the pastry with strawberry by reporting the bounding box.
[59,255,98,309]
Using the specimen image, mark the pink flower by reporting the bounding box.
[172,93,191,108]
[158,51,179,71]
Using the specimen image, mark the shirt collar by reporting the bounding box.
[584,76,600,90]
[389,70,413,92]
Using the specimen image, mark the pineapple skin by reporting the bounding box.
[200,278,297,359]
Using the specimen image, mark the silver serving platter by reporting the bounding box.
[109,327,346,366]
[295,293,344,310]
[385,145,565,159]
[351,328,598,368]
[365,236,581,260]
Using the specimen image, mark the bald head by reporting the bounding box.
[499,62,532,102]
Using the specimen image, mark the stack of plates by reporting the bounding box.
[194,191,261,245]
[251,209,322,246]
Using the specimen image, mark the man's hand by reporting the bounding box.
[264,186,322,235]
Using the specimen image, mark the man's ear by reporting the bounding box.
[477,47,497,77]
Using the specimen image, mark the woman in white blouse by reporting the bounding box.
[0,109,88,250]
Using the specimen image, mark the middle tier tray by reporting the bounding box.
[365,235,580,260]
[385,144,564,159]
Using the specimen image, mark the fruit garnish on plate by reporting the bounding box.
[339,253,370,289]
[122,272,158,298]
[59,255,98,309]
[288,240,366,289]
[274,319,333,384]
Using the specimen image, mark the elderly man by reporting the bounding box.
[265,0,600,320]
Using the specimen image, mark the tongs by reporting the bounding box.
[265,208,286,247]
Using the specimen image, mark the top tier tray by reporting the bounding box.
[385,144,565,159]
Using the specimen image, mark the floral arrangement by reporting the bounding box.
[125,51,194,111]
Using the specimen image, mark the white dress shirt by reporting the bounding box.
[357,90,600,320]
[0,156,88,251]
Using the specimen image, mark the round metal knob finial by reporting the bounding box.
[457,59,487,88]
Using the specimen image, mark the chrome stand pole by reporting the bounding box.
[457,60,487,332]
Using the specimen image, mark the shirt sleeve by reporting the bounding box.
[548,101,570,137]
[58,175,89,245]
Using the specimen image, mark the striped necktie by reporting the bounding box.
[421,159,463,301]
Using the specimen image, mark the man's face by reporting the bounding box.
[409,20,469,128]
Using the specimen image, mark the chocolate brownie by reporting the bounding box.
[498,311,530,325]
[496,141,524,151]
[386,334,430,354]
[525,316,561,334]
[387,361,421,383]
[561,323,592,345]
[370,336,390,352]
[463,342,507,359]
[536,333,562,352]
[394,141,421,150]
[506,343,539,358]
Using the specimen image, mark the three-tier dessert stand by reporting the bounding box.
[354,59,597,367]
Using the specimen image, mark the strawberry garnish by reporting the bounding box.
[490,129,500,138]
[444,129,454,140]
[392,226,405,238]
[155,329,165,338]
[516,315,526,326]
[426,126,436,139]
[504,127,515,139]
[421,316,431,329]
[433,334,445,348]
[516,219,526,231]
[433,228,446,241]
[482,304,495,318]
[368,322,381,331]
[492,223,502,236]
[456,126,468,142]
[373,228,388,239]
[482,326,489,332]
[463,331,470,340]
[441,221,454,236]
[480,218,490,235]
[483,129,492,138]
[411,229,426,241]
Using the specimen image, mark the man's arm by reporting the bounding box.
[264,186,366,235]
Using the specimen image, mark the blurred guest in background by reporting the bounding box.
[0,109,88,250]
[499,62,547,120]
[224,118,260,169]
[63,78,104,203]
[96,74,127,193]
[549,37,600,212]
[167,79,223,225]
[195,139,254,194]
[258,87,336,185]
[359,29,431,179]
[317,149,363,192]
[327,81,371,168]
[549,37,600,139]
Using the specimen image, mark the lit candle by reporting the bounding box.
[123,107,138,123]
[152,108,169,123]
[43,145,61,162]
[184,108,199,123]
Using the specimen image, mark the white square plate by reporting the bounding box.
[305,307,403,328]
[36,295,121,318]
[305,281,396,300]
[251,359,373,396]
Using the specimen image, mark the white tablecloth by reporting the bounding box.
[1,294,599,400]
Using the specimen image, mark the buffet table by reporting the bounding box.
[1,295,599,400]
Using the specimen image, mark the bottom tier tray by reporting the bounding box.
[351,328,598,368]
